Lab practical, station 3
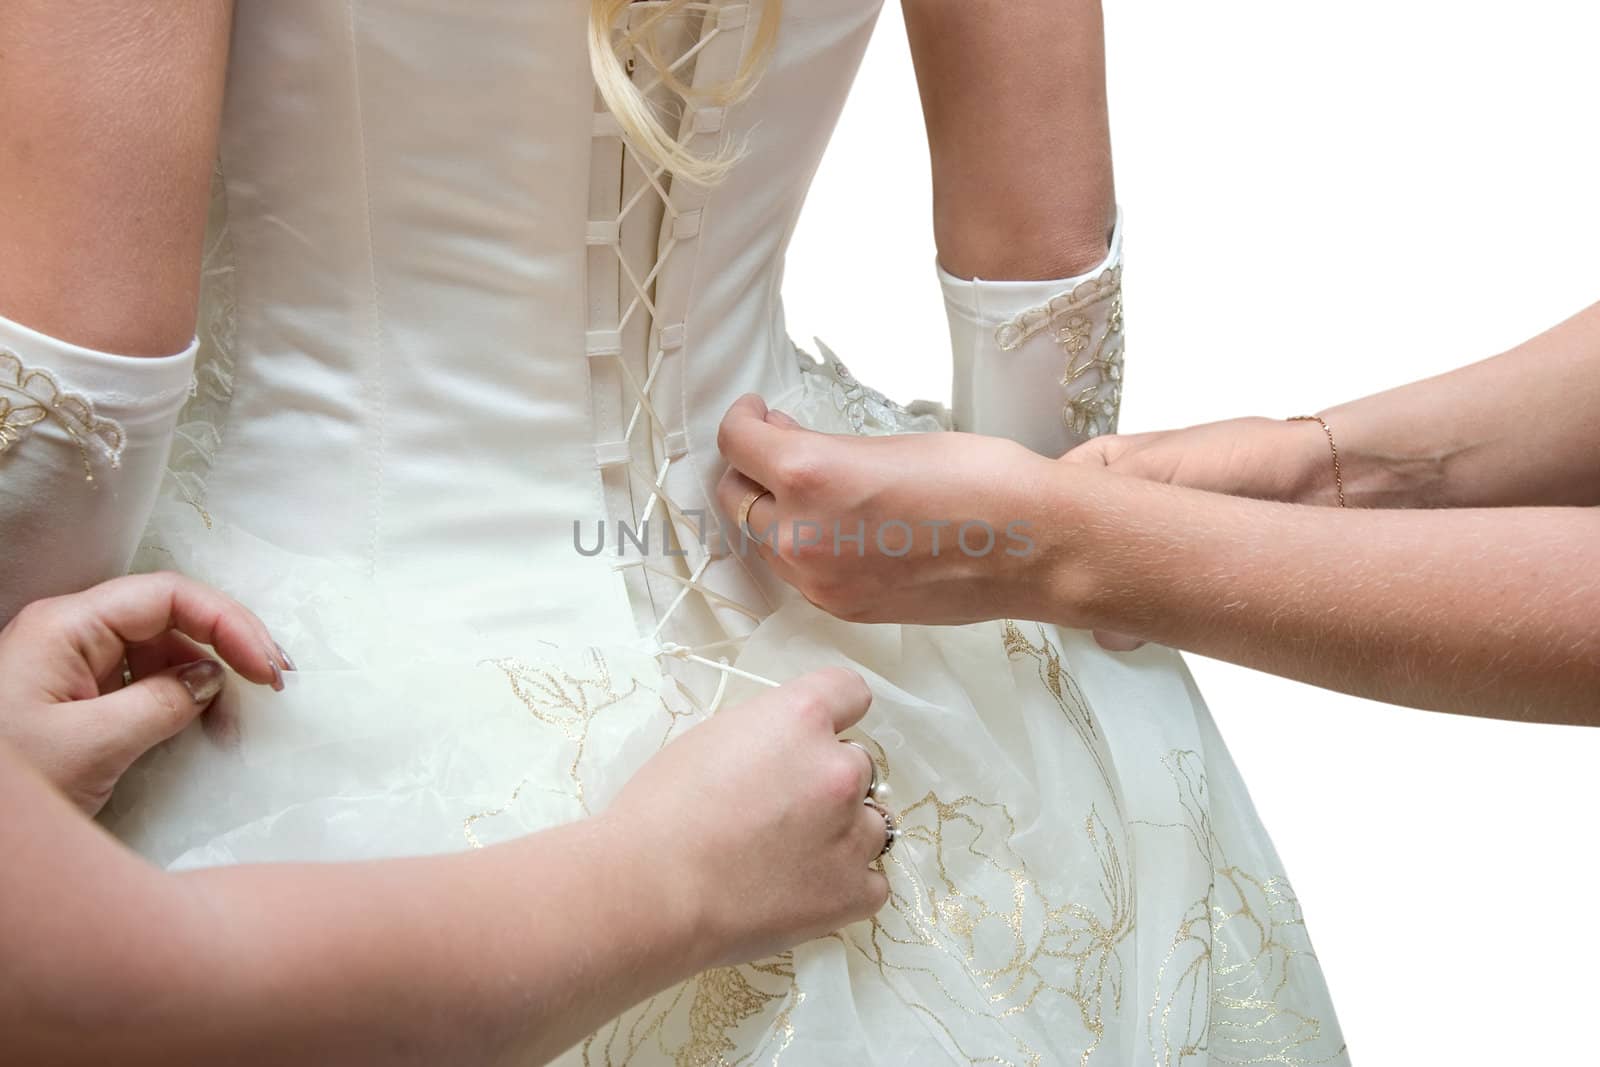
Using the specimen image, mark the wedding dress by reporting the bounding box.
[0,1,1347,1062]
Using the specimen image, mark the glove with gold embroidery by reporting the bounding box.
[939,213,1124,458]
[0,314,195,623]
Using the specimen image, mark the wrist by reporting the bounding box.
[1029,461,1130,632]
[1311,403,1454,508]
[997,450,1086,622]
[1281,416,1346,507]
[573,813,716,984]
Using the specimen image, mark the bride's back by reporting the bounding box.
[171,0,879,648]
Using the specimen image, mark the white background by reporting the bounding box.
[784,3,1600,1063]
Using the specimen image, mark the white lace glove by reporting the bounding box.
[939,212,1124,457]
[0,314,195,624]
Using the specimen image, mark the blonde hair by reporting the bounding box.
[587,0,783,185]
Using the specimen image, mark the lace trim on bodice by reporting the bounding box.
[162,167,239,528]
[801,339,949,436]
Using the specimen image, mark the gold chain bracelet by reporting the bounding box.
[1287,414,1347,508]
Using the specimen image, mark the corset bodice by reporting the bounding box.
[180,0,880,652]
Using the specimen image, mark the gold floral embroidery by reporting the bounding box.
[466,643,810,1064]
[0,347,126,481]
[460,632,1339,1064]
[677,966,787,1066]
[1144,750,1348,1066]
[481,649,643,816]
[765,983,804,1064]
[859,790,1132,1067]
[1002,621,1119,803]
[580,955,801,1066]
[462,777,530,850]
[793,627,1134,1066]
[994,265,1125,439]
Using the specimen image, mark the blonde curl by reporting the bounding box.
[587,0,782,185]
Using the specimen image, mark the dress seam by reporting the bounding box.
[345,0,387,578]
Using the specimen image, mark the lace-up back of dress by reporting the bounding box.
[586,1,777,713]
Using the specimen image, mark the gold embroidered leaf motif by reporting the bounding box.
[1002,621,1118,808]
[1056,315,1092,355]
[1143,750,1348,1066]
[994,266,1126,440]
[676,966,786,1066]
[477,650,643,818]
[579,955,800,1067]
[856,789,1132,1067]
[0,348,127,481]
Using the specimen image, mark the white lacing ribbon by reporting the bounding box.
[592,2,776,715]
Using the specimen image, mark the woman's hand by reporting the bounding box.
[0,572,290,815]
[602,667,891,969]
[0,665,889,1066]
[1062,415,1340,505]
[1061,417,1342,650]
[715,395,1064,625]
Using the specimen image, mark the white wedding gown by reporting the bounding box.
[0,1,1347,1063]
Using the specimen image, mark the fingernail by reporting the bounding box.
[267,657,285,693]
[274,642,296,671]
[1093,630,1146,653]
[179,660,226,705]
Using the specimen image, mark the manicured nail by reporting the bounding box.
[179,660,226,705]
[264,644,290,689]
[765,409,800,428]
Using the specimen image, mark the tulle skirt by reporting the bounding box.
[107,358,1347,1065]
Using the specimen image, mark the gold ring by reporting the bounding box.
[841,740,881,802]
[736,487,774,538]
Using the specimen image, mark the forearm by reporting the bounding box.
[3,746,699,1066]
[1044,473,1600,722]
[1316,301,1600,508]
[905,0,1121,456]
[0,2,232,620]
[172,824,695,1065]
[904,0,1115,279]
[0,0,231,355]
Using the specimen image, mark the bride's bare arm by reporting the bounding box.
[0,3,234,622]
[902,0,1124,458]
[902,0,1115,279]
[0,0,230,355]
